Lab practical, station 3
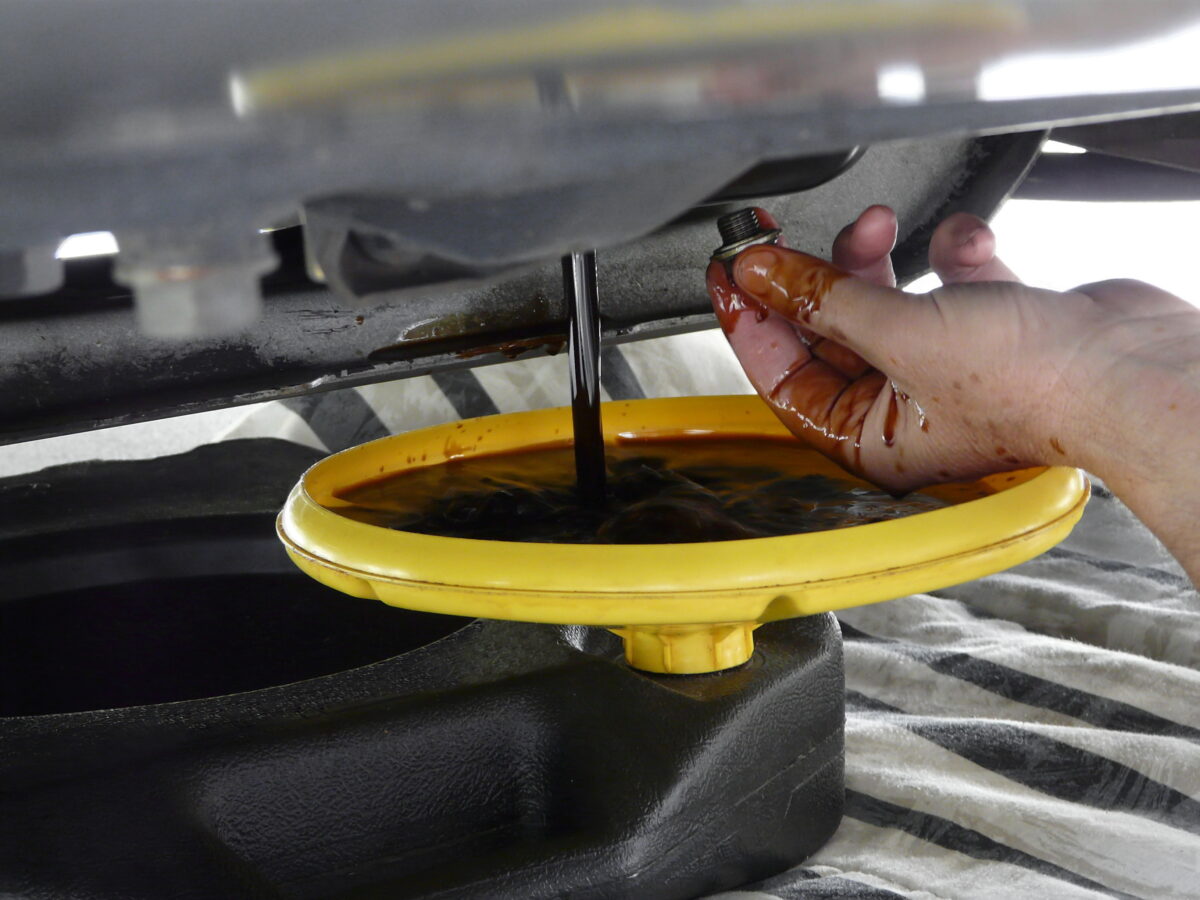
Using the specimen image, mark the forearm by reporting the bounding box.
[1106,474,1200,586]
[1065,362,1200,586]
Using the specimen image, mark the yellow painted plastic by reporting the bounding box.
[611,623,760,675]
[278,396,1089,674]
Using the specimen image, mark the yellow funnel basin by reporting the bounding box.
[278,395,1088,674]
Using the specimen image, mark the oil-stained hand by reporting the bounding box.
[705,206,1200,500]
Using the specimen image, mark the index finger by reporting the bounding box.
[732,245,940,362]
[707,257,815,398]
[708,255,888,469]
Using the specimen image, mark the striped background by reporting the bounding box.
[222,331,1200,899]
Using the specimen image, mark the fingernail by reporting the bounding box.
[733,247,780,297]
[956,226,983,248]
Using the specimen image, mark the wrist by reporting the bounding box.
[1050,350,1200,580]
[1066,356,1200,482]
[1044,283,1200,483]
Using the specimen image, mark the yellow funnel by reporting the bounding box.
[278,396,1088,674]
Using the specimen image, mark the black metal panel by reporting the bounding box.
[1052,110,1200,173]
[702,148,866,205]
[0,133,1043,446]
[1015,151,1200,201]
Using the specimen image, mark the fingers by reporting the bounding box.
[788,204,894,379]
[831,204,898,287]
[709,256,872,380]
[707,258,817,396]
[731,245,942,366]
[708,256,886,468]
[928,212,1020,284]
[810,338,873,379]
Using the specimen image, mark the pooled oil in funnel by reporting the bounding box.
[332,437,963,544]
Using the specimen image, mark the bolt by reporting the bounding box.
[717,208,764,245]
[114,228,278,340]
[0,245,64,298]
[711,207,781,263]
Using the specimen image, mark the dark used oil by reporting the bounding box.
[331,437,963,544]
[563,250,606,505]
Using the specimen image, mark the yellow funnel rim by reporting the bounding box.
[278,396,1088,635]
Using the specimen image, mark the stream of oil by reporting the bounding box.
[333,438,963,544]
[564,250,606,504]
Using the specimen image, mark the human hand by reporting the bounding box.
[705,206,1200,497]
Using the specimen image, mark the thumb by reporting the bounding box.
[732,244,942,364]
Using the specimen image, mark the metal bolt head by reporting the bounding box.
[122,264,270,339]
[0,246,64,298]
[711,207,781,263]
[113,230,277,340]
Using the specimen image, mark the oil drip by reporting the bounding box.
[563,250,606,504]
